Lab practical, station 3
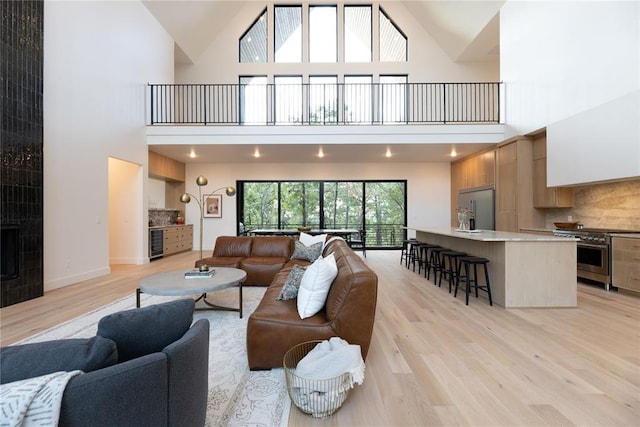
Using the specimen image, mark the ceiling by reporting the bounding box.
[149,141,498,163]
[142,1,503,64]
[142,1,504,164]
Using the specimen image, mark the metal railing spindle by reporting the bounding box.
[148,82,502,126]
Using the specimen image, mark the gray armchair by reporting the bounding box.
[1,299,210,427]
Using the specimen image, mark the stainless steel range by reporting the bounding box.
[553,228,639,290]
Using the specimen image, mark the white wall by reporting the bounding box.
[148,177,167,209]
[501,1,640,184]
[547,91,640,185]
[44,1,174,290]
[183,161,450,251]
[176,1,499,84]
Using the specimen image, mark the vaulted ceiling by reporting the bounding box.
[142,0,503,64]
[142,1,505,163]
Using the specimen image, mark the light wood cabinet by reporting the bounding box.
[163,225,193,256]
[612,236,640,293]
[468,151,495,189]
[452,151,495,191]
[149,150,186,210]
[531,133,573,208]
[450,149,495,226]
[149,150,185,182]
[450,161,464,226]
[495,137,545,232]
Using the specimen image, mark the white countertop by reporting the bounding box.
[610,233,640,239]
[408,226,577,242]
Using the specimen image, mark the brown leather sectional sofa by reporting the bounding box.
[196,235,295,286]
[197,235,378,370]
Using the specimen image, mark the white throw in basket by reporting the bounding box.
[283,340,356,418]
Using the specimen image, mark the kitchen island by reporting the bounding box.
[408,227,577,308]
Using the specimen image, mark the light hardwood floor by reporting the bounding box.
[1,250,638,426]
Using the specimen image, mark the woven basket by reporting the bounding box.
[283,340,353,418]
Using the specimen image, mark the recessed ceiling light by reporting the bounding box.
[385,147,392,158]
[253,148,261,158]
[189,150,196,158]
[450,149,457,157]
[318,147,324,158]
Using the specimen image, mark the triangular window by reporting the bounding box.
[239,9,267,63]
[379,8,407,62]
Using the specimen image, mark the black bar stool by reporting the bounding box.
[438,250,468,293]
[404,238,419,270]
[428,247,448,285]
[400,239,412,267]
[415,242,436,275]
[455,256,493,306]
[408,240,422,272]
[419,243,441,278]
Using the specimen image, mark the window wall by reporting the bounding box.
[236,4,409,125]
[239,76,267,124]
[309,5,337,62]
[239,180,407,248]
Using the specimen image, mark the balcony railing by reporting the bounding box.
[242,223,405,249]
[149,82,501,126]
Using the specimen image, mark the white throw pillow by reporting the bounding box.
[299,232,327,249]
[297,253,338,319]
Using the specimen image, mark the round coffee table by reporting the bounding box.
[136,267,247,317]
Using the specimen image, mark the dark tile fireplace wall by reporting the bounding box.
[1,1,44,307]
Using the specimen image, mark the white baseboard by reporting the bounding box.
[109,257,148,265]
[45,267,111,292]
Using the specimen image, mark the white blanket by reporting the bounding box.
[0,370,81,427]
[291,337,365,417]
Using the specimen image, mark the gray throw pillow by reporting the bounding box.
[0,336,118,384]
[97,298,194,363]
[277,265,307,300]
[291,240,323,262]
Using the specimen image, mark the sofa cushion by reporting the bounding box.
[0,336,118,384]
[251,236,293,258]
[297,253,338,319]
[291,240,323,262]
[277,265,307,300]
[97,299,194,363]
[283,259,312,270]
[212,236,253,257]
[198,256,244,268]
[300,232,327,248]
[241,257,289,286]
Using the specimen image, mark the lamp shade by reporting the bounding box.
[196,175,208,186]
[179,193,191,203]
[225,187,237,197]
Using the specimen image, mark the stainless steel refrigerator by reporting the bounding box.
[458,187,495,230]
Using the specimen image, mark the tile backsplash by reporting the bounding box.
[547,179,640,230]
[149,209,181,227]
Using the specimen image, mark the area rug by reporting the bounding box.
[17,287,290,427]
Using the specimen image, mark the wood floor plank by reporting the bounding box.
[1,250,638,426]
